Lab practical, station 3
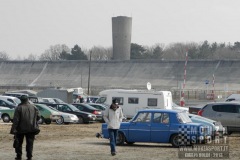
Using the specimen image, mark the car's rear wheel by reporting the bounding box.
[56,116,64,125]
[117,132,125,145]
[126,141,135,145]
[78,116,84,124]
[45,119,51,125]
[170,134,180,147]
[2,114,10,123]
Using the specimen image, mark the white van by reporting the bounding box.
[225,94,240,102]
[96,89,173,118]
[0,96,21,106]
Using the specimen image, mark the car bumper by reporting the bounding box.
[64,117,79,123]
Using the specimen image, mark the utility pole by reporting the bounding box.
[87,51,92,95]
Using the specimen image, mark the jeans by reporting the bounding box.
[15,133,35,159]
[108,129,118,153]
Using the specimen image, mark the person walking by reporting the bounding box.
[103,99,124,156]
[10,95,41,160]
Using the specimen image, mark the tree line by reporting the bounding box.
[1,41,240,61]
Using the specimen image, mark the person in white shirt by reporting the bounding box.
[103,99,124,156]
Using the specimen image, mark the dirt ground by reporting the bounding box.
[0,121,240,160]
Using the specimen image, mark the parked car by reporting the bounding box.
[52,98,65,104]
[198,101,240,135]
[38,102,97,124]
[42,98,56,104]
[0,108,14,122]
[47,106,79,125]
[35,104,62,124]
[188,114,225,138]
[72,103,103,122]
[88,103,107,111]
[0,103,61,124]
[2,92,29,98]
[0,99,17,109]
[86,96,100,103]
[28,96,44,103]
[97,109,211,147]
[0,96,21,106]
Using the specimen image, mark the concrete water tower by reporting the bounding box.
[112,16,132,60]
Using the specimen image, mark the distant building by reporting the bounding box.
[112,16,132,60]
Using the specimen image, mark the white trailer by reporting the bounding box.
[96,89,173,118]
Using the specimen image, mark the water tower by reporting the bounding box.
[112,16,132,60]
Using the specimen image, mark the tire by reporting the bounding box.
[2,114,11,123]
[45,119,51,125]
[78,116,84,124]
[38,116,45,124]
[56,116,64,125]
[170,134,180,148]
[126,141,135,145]
[116,132,125,145]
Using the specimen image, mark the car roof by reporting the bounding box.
[206,101,240,105]
[138,109,180,113]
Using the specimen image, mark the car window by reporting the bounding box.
[134,112,151,123]
[96,97,106,104]
[0,100,7,106]
[212,104,237,113]
[153,113,169,124]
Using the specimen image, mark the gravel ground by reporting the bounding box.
[0,121,240,160]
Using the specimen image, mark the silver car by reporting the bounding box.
[198,102,240,135]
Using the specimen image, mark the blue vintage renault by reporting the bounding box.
[96,109,211,147]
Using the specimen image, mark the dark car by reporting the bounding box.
[72,103,103,122]
[88,103,107,111]
[38,102,96,124]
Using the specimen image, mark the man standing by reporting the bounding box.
[103,99,124,156]
[10,95,41,160]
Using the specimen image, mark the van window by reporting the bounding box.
[212,104,237,113]
[148,98,157,106]
[112,97,123,105]
[128,97,139,104]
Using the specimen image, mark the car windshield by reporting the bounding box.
[95,97,106,104]
[67,104,80,112]
[177,112,192,123]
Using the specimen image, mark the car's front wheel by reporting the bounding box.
[56,116,64,125]
[117,132,125,145]
[2,114,11,123]
[78,116,84,124]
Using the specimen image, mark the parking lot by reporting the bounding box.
[0,121,240,160]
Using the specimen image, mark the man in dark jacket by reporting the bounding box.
[10,95,41,160]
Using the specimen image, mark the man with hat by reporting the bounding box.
[103,99,124,156]
[10,95,41,160]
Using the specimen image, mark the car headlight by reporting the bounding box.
[88,114,92,117]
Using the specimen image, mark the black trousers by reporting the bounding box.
[15,133,35,159]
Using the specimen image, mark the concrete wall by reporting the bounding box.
[112,16,132,60]
[0,60,240,91]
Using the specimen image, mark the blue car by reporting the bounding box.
[97,109,211,147]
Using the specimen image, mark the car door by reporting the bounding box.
[151,112,170,143]
[128,112,151,142]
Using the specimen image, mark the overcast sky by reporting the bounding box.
[1,0,240,59]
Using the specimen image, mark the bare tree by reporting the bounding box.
[24,54,39,61]
[88,46,112,60]
[39,44,70,61]
[0,51,10,60]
